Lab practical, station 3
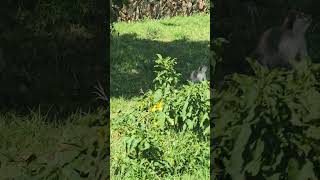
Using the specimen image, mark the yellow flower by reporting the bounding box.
[150,101,163,112]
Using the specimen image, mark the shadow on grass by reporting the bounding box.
[111,33,210,98]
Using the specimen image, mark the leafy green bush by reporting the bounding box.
[112,54,210,178]
[146,54,209,135]
[212,58,320,179]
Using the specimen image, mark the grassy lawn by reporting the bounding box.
[111,14,210,179]
[111,14,210,97]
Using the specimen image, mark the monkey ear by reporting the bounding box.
[282,17,290,30]
[282,10,296,30]
[202,66,207,72]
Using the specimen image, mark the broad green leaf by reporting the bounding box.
[272,150,283,171]
[288,159,317,180]
[186,119,194,129]
[181,97,190,121]
[167,117,174,126]
[157,112,166,129]
[304,126,320,140]
[153,89,163,103]
[227,124,251,180]
[244,138,264,176]
[287,158,300,180]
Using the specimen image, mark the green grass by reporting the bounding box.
[115,15,209,41]
[111,14,210,97]
[111,14,210,179]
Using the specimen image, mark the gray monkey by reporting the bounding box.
[255,10,312,69]
[190,65,208,82]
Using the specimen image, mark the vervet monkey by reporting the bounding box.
[255,10,312,69]
[190,65,208,82]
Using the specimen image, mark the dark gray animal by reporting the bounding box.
[255,10,312,69]
[190,65,208,82]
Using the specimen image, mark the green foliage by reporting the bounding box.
[0,110,109,179]
[111,14,209,179]
[111,54,210,178]
[212,58,320,179]
[153,54,181,90]
[211,37,229,75]
[151,54,209,135]
[205,0,211,14]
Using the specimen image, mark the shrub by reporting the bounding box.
[212,58,320,179]
[112,54,210,178]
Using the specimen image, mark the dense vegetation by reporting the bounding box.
[111,14,210,178]
[112,55,209,179]
[212,56,320,179]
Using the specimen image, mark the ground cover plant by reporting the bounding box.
[111,14,210,179]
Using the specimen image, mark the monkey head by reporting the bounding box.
[199,65,208,73]
[293,12,312,34]
[282,10,312,35]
